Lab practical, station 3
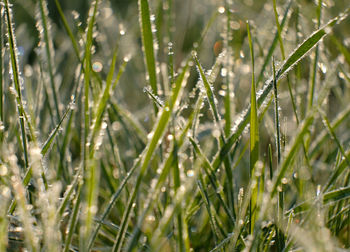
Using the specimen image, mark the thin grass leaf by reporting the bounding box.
[247,21,259,234]
[124,94,202,252]
[323,149,350,193]
[112,63,189,252]
[0,7,3,135]
[193,54,223,136]
[4,0,29,168]
[257,0,292,85]
[81,0,100,249]
[307,0,323,111]
[89,53,128,155]
[271,115,314,197]
[87,158,140,251]
[139,0,158,104]
[41,101,74,156]
[272,56,285,250]
[212,8,350,172]
[63,185,82,252]
[330,35,350,66]
[38,0,61,121]
[190,137,235,226]
[54,0,81,60]
[143,87,164,108]
[108,102,147,145]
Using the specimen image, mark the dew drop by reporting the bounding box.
[239,50,245,58]
[218,6,225,14]
[92,61,103,72]
[119,24,125,36]
[186,169,195,177]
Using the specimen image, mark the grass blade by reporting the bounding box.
[247,21,259,234]
[38,0,61,121]
[112,63,189,252]
[139,0,158,107]
[212,8,350,172]
[4,0,29,169]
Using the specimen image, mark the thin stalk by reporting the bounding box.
[38,0,61,121]
[247,21,259,234]
[307,0,323,111]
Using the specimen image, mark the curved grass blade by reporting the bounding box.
[124,95,203,252]
[89,56,128,155]
[323,186,350,204]
[193,53,235,215]
[54,0,81,60]
[323,149,350,193]
[271,115,314,197]
[190,138,235,225]
[41,101,74,156]
[4,0,29,169]
[212,7,350,172]
[318,108,350,168]
[111,63,189,252]
[309,104,350,159]
[257,0,292,85]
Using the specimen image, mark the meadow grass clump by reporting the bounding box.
[1,0,350,251]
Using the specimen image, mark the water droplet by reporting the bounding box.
[123,54,131,62]
[146,215,155,222]
[239,50,245,58]
[119,24,125,35]
[167,134,174,141]
[216,185,223,194]
[218,6,225,14]
[318,62,327,74]
[220,67,227,77]
[147,132,154,139]
[92,61,103,72]
[218,90,226,96]
[281,177,288,184]
[186,170,194,177]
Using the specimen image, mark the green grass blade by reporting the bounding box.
[193,53,235,214]
[112,63,189,252]
[63,185,82,252]
[193,54,223,136]
[0,9,3,136]
[139,0,158,100]
[190,137,235,225]
[124,94,202,251]
[323,149,350,193]
[38,0,61,121]
[323,186,350,204]
[247,21,259,234]
[81,0,99,250]
[257,0,292,85]
[307,0,323,111]
[89,57,128,155]
[54,0,81,60]
[271,115,314,197]
[4,0,29,168]
[41,101,74,156]
[212,8,350,172]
